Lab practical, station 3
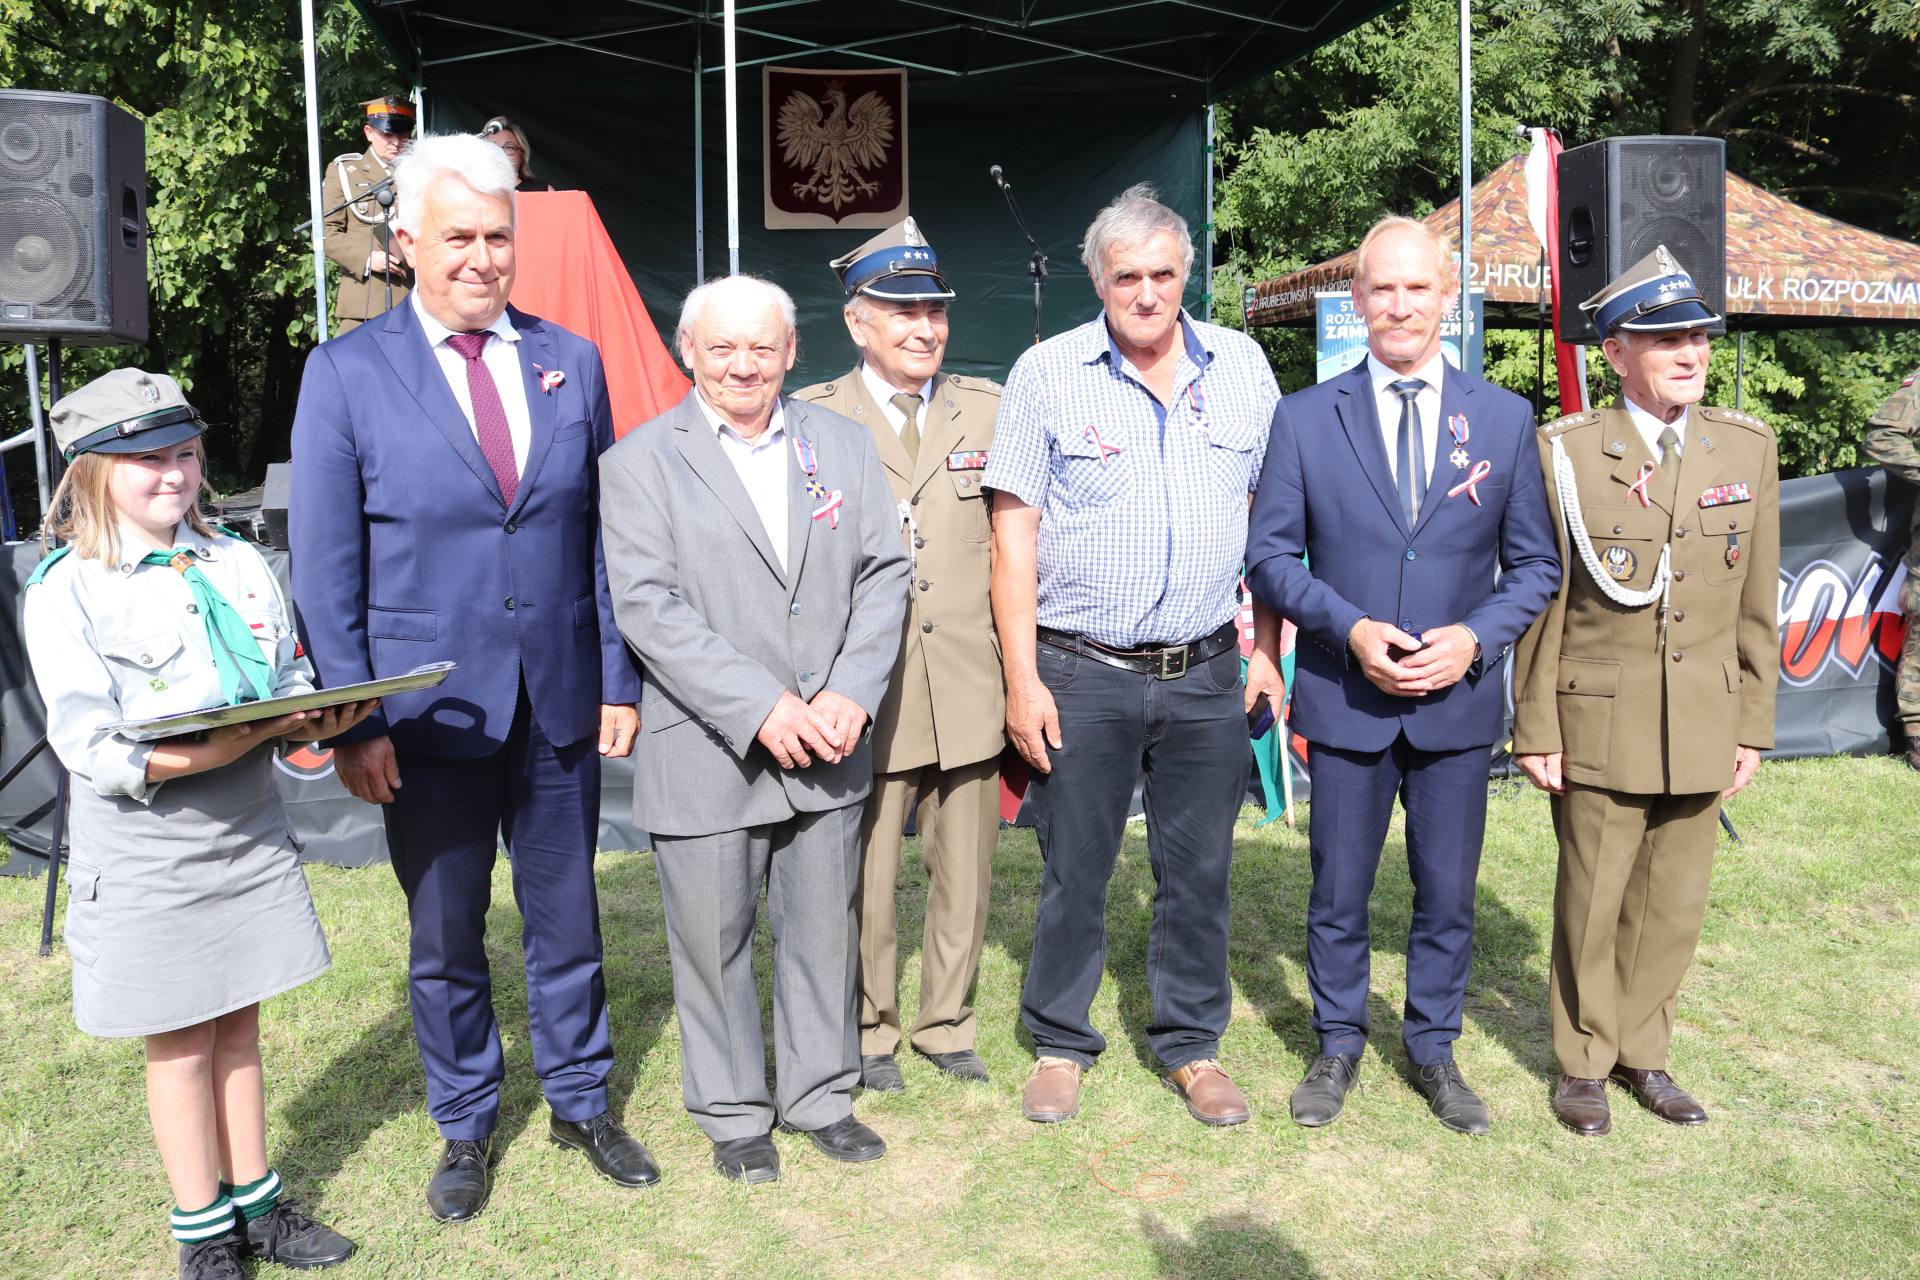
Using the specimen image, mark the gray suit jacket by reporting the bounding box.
[600,391,911,838]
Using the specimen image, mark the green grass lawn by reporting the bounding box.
[1,755,1915,1279]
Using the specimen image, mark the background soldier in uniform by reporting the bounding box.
[791,218,1005,1091]
[321,96,414,334]
[1513,247,1780,1137]
[1861,366,1920,770]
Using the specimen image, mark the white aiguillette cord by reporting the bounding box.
[1552,434,1672,641]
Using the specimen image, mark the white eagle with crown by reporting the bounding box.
[775,79,895,212]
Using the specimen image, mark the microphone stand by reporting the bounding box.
[991,166,1048,346]
[295,173,402,318]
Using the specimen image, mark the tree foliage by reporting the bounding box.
[1214,0,1920,477]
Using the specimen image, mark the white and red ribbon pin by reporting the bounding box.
[1448,459,1493,506]
[534,364,565,394]
[1627,461,1657,508]
[1085,425,1123,464]
[811,490,843,529]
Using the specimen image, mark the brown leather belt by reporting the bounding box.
[1036,620,1239,681]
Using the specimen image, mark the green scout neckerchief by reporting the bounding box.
[140,548,274,705]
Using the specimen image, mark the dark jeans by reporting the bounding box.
[1020,637,1248,1069]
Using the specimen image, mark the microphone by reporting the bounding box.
[989,163,1007,191]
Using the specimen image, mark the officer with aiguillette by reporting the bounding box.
[1861,366,1920,771]
[1511,246,1780,1137]
[790,217,1006,1094]
[321,95,414,334]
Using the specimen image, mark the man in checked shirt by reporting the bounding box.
[983,183,1285,1127]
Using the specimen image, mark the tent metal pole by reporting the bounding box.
[1457,0,1471,362]
[1203,102,1215,322]
[25,343,50,519]
[694,47,706,283]
[300,0,330,342]
[724,0,741,275]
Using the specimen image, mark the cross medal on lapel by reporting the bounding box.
[1442,413,1492,505]
[796,436,842,529]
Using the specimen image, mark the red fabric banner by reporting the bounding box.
[510,191,690,436]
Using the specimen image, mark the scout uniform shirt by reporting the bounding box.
[1512,401,1781,795]
[321,147,411,326]
[790,367,1005,774]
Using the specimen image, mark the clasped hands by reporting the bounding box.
[1348,618,1476,698]
[755,689,868,770]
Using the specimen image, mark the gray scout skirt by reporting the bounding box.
[63,746,330,1038]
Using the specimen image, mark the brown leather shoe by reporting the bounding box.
[1610,1066,1709,1125]
[1552,1075,1611,1135]
[1022,1056,1083,1123]
[1162,1058,1251,1126]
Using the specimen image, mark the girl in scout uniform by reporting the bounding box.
[24,369,371,1280]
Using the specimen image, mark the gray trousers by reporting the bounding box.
[652,804,863,1141]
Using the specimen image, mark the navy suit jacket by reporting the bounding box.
[1247,358,1558,753]
[289,301,640,758]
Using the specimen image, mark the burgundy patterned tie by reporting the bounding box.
[445,332,519,505]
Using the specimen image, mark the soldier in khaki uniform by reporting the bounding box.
[321,96,414,334]
[1861,366,1920,770]
[1513,247,1780,1136]
[791,217,1005,1091]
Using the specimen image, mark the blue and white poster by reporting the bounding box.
[1315,289,1485,384]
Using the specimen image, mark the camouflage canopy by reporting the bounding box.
[1246,154,1920,329]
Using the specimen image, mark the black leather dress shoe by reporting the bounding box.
[860,1053,906,1092]
[1552,1075,1612,1136]
[1411,1059,1491,1135]
[179,1232,247,1280]
[1290,1053,1361,1127]
[792,1114,887,1162]
[244,1197,357,1269]
[711,1133,781,1184]
[551,1111,662,1187]
[919,1048,990,1083]
[426,1136,492,1222]
[1610,1067,1709,1125]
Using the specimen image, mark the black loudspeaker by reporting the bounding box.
[0,89,148,347]
[1555,135,1725,344]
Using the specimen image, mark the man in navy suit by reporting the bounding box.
[1247,217,1558,1134]
[290,134,655,1220]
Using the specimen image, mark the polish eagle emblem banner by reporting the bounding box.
[763,65,907,229]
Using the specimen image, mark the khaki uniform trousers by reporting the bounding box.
[856,757,999,1056]
[1549,783,1723,1079]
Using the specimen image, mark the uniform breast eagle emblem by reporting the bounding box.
[776,80,895,211]
[1602,545,1638,581]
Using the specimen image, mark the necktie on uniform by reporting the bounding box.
[141,548,274,705]
[890,391,923,464]
[446,332,520,505]
[1657,423,1683,503]
[1391,378,1427,527]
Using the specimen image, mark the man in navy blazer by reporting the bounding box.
[1247,217,1557,1134]
[290,134,654,1221]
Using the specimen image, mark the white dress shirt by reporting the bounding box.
[694,392,792,571]
[412,292,533,474]
[1623,396,1687,463]
[859,362,936,437]
[1367,349,1449,487]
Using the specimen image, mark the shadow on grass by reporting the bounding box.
[1142,1211,1322,1280]
[275,852,677,1198]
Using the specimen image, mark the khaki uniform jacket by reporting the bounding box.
[1512,402,1780,794]
[321,148,411,323]
[1862,364,1920,574]
[791,367,1005,773]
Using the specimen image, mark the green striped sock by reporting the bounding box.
[170,1195,235,1244]
[230,1168,282,1223]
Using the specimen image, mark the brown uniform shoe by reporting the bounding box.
[1162,1059,1251,1126]
[1609,1066,1709,1125]
[1552,1075,1611,1136]
[1022,1056,1083,1123]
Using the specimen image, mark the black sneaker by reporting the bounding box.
[179,1232,247,1280]
[244,1197,358,1269]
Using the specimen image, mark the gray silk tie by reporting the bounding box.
[1391,378,1426,527]
[891,391,923,464]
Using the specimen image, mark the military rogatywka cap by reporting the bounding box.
[50,368,206,462]
[1580,244,1725,337]
[361,95,417,135]
[830,216,955,302]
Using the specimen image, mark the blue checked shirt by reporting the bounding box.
[984,310,1280,648]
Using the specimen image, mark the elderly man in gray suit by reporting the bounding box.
[599,274,910,1184]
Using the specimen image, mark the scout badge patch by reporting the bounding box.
[1602,545,1637,581]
